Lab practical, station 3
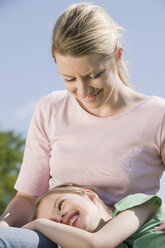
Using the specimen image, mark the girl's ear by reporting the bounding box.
[84,189,99,203]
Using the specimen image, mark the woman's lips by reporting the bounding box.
[81,90,101,102]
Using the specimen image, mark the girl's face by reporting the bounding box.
[36,191,108,232]
[55,53,119,117]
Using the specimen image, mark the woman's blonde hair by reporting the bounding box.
[52,2,131,87]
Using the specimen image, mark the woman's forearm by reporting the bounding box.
[1,192,37,227]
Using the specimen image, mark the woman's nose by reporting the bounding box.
[77,79,93,97]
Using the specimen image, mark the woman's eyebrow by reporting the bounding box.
[61,73,75,77]
[61,70,100,78]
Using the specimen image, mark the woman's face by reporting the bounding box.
[55,53,118,116]
[36,191,104,232]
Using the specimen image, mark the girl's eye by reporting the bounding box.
[58,200,65,211]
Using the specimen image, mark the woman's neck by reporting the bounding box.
[92,82,147,118]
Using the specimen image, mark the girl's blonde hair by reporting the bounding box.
[33,183,111,219]
[52,2,131,87]
[37,183,89,206]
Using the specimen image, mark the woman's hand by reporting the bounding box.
[0,221,9,226]
[155,221,165,231]
[0,212,10,226]
[0,192,37,227]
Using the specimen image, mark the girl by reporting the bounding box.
[23,184,165,248]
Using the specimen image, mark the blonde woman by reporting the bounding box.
[1,3,165,247]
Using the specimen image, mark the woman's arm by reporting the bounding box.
[0,191,37,227]
[22,199,158,248]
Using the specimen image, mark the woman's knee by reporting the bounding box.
[0,226,58,248]
[0,226,11,247]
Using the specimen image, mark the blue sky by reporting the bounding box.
[0,0,165,199]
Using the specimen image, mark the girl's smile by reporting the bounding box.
[36,191,111,232]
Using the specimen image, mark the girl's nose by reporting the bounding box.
[56,213,66,223]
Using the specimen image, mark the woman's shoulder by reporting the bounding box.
[41,90,69,104]
[147,96,165,119]
[148,96,165,107]
[36,90,69,109]
[139,95,165,117]
[32,90,70,117]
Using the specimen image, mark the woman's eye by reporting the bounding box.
[64,78,75,82]
[89,72,102,79]
[58,200,65,211]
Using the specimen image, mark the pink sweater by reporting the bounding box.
[15,91,165,205]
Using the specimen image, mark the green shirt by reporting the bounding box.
[112,194,165,248]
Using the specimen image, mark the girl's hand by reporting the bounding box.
[155,221,165,231]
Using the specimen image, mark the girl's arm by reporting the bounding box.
[22,199,158,248]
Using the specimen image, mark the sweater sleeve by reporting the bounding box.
[160,114,165,166]
[112,194,162,218]
[14,96,51,196]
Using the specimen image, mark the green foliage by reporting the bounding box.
[0,130,25,215]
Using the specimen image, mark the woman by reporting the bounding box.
[1,2,165,247]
